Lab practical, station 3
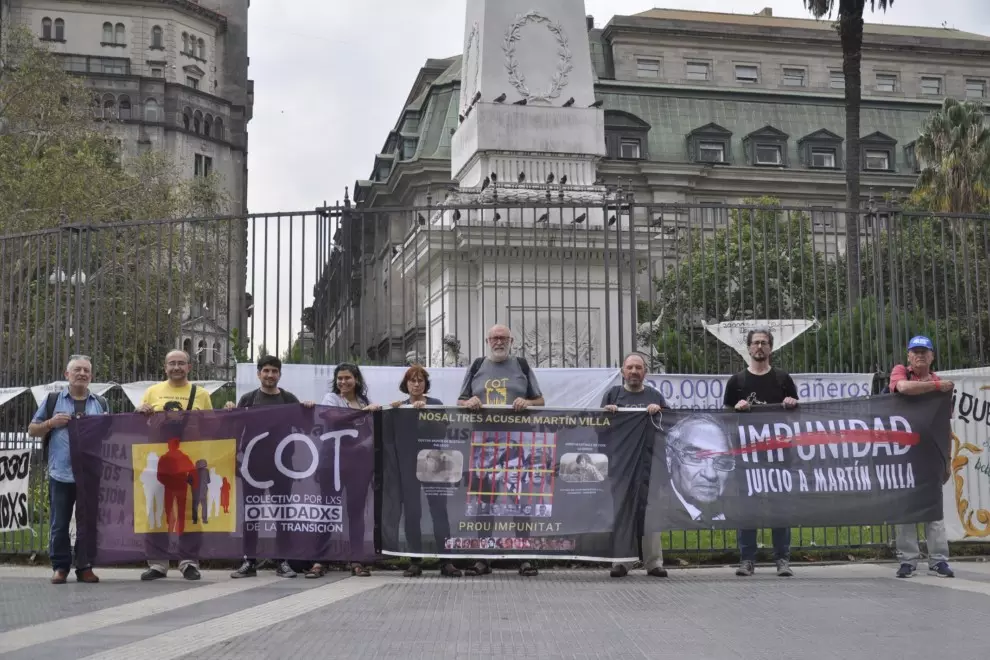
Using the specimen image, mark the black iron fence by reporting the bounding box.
[2,200,987,557]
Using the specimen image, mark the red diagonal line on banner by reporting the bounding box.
[526,432,536,504]
[700,429,921,458]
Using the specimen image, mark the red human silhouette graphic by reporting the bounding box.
[220,476,231,514]
[157,437,195,534]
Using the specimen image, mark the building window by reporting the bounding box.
[145,98,160,122]
[187,76,200,89]
[102,94,116,119]
[102,22,113,43]
[151,67,163,78]
[755,144,782,165]
[42,17,52,40]
[830,70,844,89]
[182,107,191,130]
[876,74,898,92]
[118,95,131,120]
[864,150,889,170]
[921,76,942,96]
[214,117,224,140]
[904,141,921,173]
[699,142,725,163]
[699,202,727,226]
[619,139,642,159]
[182,32,189,53]
[115,23,125,45]
[782,67,806,87]
[636,58,660,78]
[151,25,163,48]
[686,61,709,81]
[966,79,986,99]
[102,59,126,74]
[811,148,836,168]
[735,64,758,83]
[811,207,836,227]
[204,114,213,137]
[193,110,203,133]
[194,154,213,178]
[197,38,205,59]
[54,18,64,41]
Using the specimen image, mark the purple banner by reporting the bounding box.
[69,405,376,564]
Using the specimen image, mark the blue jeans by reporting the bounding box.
[738,528,791,562]
[49,478,89,572]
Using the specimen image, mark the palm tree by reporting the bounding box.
[803,0,894,305]
[914,98,990,338]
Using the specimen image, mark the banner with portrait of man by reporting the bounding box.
[644,392,953,530]
[380,407,651,561]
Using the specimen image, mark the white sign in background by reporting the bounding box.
[939,368,990,542]
[0,449,32,533]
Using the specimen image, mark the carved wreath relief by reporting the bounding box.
[502,10,573,104]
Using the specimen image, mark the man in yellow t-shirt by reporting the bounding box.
[136,349,213,581]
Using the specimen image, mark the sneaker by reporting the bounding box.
[230,560,257,579]
[275,561,297,578]
[895,563,915,578]
[609,564,628,578]
[775,560,794,577]
[646,567,668,578]
[141,568,167,581]
[735,561,755,577]
[929,561,955,578]
[181,565,201,581]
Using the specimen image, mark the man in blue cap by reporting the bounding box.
[888,335,955,578]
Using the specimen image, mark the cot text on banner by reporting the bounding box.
[0,449,32,533]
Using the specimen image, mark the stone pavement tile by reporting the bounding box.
[0,573,348,660]
[175,568,990,660]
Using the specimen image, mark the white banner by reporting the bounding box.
[703,319,817,362]
[239,364,873,413]
[0,449,32,533]
[939,367,990,542]
[119,380,229,408]
[30,382,116,406]
[644,372,874,409]
[0,387,27,408]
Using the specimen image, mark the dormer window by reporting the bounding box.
[860,131,897,172]
[687,123,732,165]
[798,129,844,170]
[604,110,651,160]
[743,126,789,167]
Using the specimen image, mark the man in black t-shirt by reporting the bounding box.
[602,353,667,579]
[723,329,798,578]
[225,356,314,579]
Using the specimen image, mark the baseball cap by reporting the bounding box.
[907,335,934,351]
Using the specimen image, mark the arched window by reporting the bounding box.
[198,340,208,364]
[182,338,192,355]
[213,117,224,140]
[181,32,188,53]
[193,110,202,134]
[118,95,131,120]
[182,107,191,130]
[54,18,64,40]
[92,96,102,119]
[145,98,160,122]
[197,38,205,59]
[102,94,116,119]
[42,17,52,39]
[103,22,113,43]
[203,114,213,137]
[115,23,125,44]
[151,25,163,48]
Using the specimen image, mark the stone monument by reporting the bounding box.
[406,0,641,368]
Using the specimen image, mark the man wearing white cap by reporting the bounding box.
[888,335,955,578]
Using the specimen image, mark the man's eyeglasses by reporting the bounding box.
[488,336,511,344]
[166,361,188,367]
[672,448,735,472]
[749,341,771,347]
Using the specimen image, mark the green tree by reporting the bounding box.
[0,27,231,384]
[803,0,895,305]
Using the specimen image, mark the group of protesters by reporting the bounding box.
[31,322,956,585]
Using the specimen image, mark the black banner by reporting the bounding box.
[644,392,952,530]
[381,407,651,560]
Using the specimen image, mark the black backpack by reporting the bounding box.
[41,391,109,462]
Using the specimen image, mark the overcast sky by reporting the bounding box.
[245,0,990,212]
[239,0,990,356]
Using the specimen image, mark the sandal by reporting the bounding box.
[403,563,423,578]
[304,563,326,579]
[440,562,463,578]
[464,561,491,576]
[351,563,371,577]
[518,561,538,577]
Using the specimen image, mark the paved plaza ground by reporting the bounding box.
[1,561,988,659]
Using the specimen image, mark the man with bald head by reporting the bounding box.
[458,323,544,577]
[136,349,214,581]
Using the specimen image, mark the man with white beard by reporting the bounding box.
[459,324,544,577]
